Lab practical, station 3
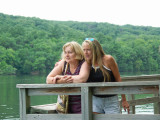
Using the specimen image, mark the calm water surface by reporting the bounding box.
[0,75,57,120]
[0,71,159,119]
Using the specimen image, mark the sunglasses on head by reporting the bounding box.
[85,38,94,41]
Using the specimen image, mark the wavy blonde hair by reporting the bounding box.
[62,41,84,74]
[62,41,84,61]
[82,39,110,82]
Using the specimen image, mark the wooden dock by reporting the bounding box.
[16,74,160,120]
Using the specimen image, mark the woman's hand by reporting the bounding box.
[54,60,61,68]
[57,75,73,84]
[122,100,130,114]
[49,75,61,84]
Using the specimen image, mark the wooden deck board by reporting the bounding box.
[30,103,57,114]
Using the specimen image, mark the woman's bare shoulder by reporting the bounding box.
[103,55,114,61]
[103,55,116,67]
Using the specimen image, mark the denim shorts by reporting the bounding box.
[92,95,120,114]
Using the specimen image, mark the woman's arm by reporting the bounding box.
[105,55,121,82]
[71,61,90,83]
[46,60,65,84]
[48,60,90,84]
[104,55,130,113]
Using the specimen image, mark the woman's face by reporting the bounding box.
[64,46,76,63]
[82,42,92,61]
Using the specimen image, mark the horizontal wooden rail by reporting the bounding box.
[121,74,160,81]
[24,114,160,120]
[128,97,160,106]
[17,80,160,88]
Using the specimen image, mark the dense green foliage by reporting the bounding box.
[0,13,160,74]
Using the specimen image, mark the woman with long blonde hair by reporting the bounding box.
[82,38,130,114]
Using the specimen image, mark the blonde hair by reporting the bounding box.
[82,39,110,82]
[82,40,94,64]
[62,41,84,61]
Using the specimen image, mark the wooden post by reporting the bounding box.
[19,88,30,120]
[128,94,135,114]
[81,86,92,120]
[154,85,160,114]
[159,85,160,114]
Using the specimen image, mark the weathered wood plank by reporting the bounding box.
[28,88,81,96]
[93,86,159,94]
[93,114,160,120]
[26,114,81,120]
[122,74,160,81]
[19,89,25,120]
[26,90,30,114]
[154,85,160,114]
[30,103,57,114]
[16,81,160,88]
[26,85,159,96]
[159,85,160,114]
[25,114,160,120]
[128,97,160,106]
[128,95,135,114]
[81,87,92,120]
[19,88,29,120]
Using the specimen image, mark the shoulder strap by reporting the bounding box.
[63,61,68,75]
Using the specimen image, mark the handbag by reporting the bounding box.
[56,95,69,114]
[56,62,69,114]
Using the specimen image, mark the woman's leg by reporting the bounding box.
[104,95,120,114]
[92,96,105,114]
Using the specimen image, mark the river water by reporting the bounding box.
[0,71,159,119]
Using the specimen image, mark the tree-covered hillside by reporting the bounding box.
[0,13,160,74]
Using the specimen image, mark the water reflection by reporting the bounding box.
[0,75,57,120]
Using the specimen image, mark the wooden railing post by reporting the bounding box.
[19,88,30,120]
[128,94,135,114]
[159,85,160,114]
[154,85,160,114]
[81,86,93,120]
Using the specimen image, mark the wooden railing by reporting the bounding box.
[16,74,160,120]
[121,74,160,114]
[121,74,160,81]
